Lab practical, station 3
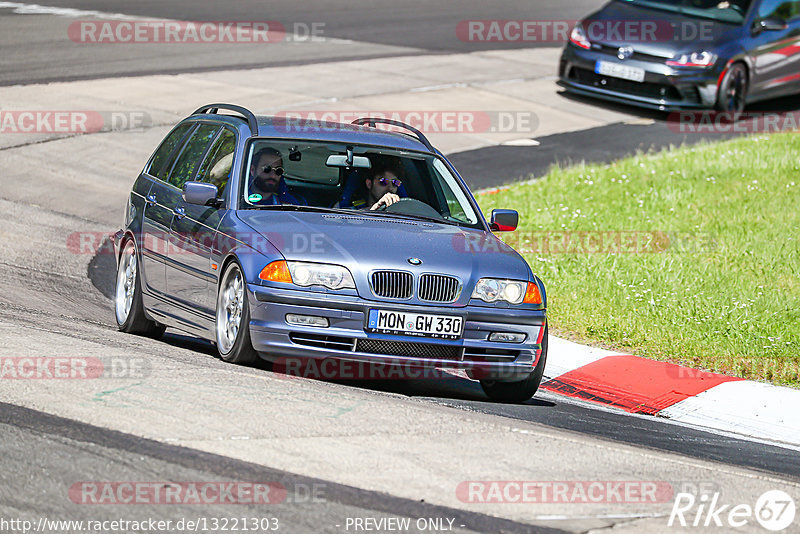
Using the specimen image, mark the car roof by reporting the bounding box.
[255,116,432,152]
[188,106,434,153]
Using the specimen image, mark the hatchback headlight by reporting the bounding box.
[260,260,355,290]
[666,51,717,68]
[472,279,532,305]
[570,24,591,50]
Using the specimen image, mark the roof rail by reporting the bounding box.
[351,118,434,151]
[192,103,259,134]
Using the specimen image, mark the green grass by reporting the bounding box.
[477,133,800,385]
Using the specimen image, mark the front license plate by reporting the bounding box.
[595,60,645,82]
[366,309,464,340]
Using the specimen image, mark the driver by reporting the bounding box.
[356,163,404,210]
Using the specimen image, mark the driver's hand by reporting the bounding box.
[370,193,400,210]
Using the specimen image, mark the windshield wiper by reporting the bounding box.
[248,204,471,227]
[364,210,464,227]
[248,204,353,214]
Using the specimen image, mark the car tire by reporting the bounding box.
[480,324,548,403]
[715,62,748,120]
[115,238,166,338]
[215,261,259,365]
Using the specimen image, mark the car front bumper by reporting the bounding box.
[558,45,722,112]
[248,284,546,382]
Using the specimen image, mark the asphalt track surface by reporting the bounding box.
[1,402,562,534]
[0,0,605,85]
[2,1,800,533]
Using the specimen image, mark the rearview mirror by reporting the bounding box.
[326,155,372,168]
[183,181,220,207]
[490,209,518,232]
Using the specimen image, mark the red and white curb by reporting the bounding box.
[542,336,800,448]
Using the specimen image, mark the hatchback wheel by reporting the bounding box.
[215,262,258,364]
[115,239,165,338]
[715,63,748,120]
[480,325,548,403]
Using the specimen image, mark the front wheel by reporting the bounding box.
[215,262,259,365]
[715,62,748,119]
[480,324,548,403]
[114,238,165,338]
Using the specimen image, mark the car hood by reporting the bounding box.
[236,210,532,305]
[584,1,739,58]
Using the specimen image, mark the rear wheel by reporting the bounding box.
[215,262,259,365]
[715,62,748,120]
[115,239,165,338]
[480,324,548,403]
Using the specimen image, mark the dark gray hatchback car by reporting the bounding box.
[559,0,800,112]
[113,104,548,402]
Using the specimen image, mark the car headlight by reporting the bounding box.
[666,51,717,68]
[260,260,356,290]
[472,279,541,305]
[569,24,591,50]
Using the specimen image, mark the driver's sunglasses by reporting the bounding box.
[377,177,402,187]
[262,165,285,176]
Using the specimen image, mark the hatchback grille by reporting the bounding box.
[371,270,413,299]
[418,274,460,302]
[569,66,682,101]
[356,339,462,360]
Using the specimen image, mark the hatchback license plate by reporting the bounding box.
[595,60,645,82]
[367,309,463,340]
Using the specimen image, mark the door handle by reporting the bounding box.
[145,193,157,206]
[173,206,186,220]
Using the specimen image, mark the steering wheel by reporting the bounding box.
[379,198,445,220]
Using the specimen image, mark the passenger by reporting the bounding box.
[247,147,305,206]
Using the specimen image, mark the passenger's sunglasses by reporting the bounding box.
[376,177,402,187]
[261,165,285,176]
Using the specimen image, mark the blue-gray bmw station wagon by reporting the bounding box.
[113,104,548,402]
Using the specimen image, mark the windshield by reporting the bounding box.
[616,0,752,24]
[240,139,483,228]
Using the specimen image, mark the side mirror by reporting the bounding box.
[753,17,787,34]
[490,209,518,232]
[183,181,220,207]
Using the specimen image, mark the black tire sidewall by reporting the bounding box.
[480,323,548,403]
[716,63,748,116]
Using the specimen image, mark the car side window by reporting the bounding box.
[166,124,220,190]
[196,128,237,193]
[147,123,195,180]
[758,0,800,19]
